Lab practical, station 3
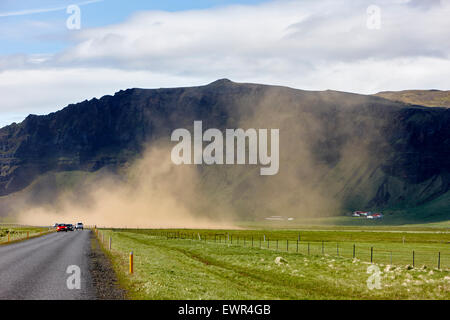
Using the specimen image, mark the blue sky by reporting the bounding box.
[0,0,269,55]
[0,0,449,127]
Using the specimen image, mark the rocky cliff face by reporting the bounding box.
[1,79,449,218]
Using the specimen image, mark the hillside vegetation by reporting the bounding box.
[375,90,450,108]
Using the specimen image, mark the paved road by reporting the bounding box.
[0,230,96,300]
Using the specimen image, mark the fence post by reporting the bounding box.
[267,238,269,248]
[413,251,415,268]
[308,242,310,255]
[390,251,392,265]
[260,237,261,248]
[252,236,254,247]
[296,239,299,253]
[353,244,356,259]
[371,247,373,263]
[438,252,441,269]
[276,239,278,251]
[27,231,29,239]
[129,251,134,274]
[286,240,289,252]
[322,241,324,255]
[337,243,339,256]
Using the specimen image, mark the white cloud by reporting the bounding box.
[1,0,450,127]
[0,68,208,127]
[56,0,450,67]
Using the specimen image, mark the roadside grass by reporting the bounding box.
[97,229,450,300]
[0,225,51,244]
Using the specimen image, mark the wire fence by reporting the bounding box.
[112,229,450,270]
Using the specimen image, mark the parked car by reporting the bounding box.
[57,224,68,232]
[76,222,84,230]
[67,224,75,231]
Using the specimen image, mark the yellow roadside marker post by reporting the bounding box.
[129,251,134,274]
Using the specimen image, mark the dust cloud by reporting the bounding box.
[213,86,388,219]
[15,87,389,225]
[17,142,237,228]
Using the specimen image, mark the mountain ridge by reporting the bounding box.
[1,80,449,220]
[375,89,450,108]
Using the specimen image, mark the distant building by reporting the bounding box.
[352,211,370,217]
[265,216,284,221]
[264,216,294,221]
[352,211,382,219]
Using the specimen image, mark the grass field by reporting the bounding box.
[0,224,50,244]
[238,216,450,229]
[96,226,450,300]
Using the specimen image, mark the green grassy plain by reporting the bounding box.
[0,224,49,244]
[97,226,450,300]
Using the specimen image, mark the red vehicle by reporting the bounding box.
[57,224,68,232]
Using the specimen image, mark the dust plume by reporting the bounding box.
[16,142,237,228]
[197,85,390,220]
[14,85,393,225]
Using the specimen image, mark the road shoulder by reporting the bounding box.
[89,231,127,300]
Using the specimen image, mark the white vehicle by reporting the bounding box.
[75,222,84,230]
